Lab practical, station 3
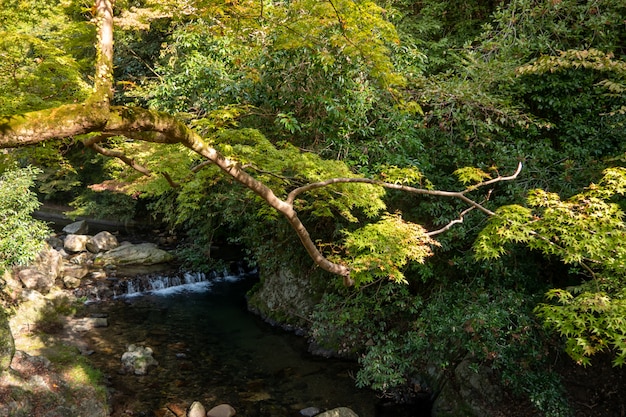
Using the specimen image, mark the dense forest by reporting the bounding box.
[1,0,626,415]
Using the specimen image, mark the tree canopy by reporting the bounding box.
[2,0,626,414]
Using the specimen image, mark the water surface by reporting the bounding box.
[83,274,387,417]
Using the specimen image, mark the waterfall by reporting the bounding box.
[118,266,252,298]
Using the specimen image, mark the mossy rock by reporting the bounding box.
[0,308,15,372]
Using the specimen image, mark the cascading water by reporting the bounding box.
[117,264,256,298]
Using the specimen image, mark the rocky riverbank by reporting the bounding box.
[0,221,369,417]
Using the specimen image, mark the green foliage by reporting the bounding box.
[536,290,626,367]
[454,166,492,185]
[0,32,90,114]
[311,280,569,415]
[66,189,138,222]
[476,167,626,366]
[0,166,50,272]
[341,213,439,285]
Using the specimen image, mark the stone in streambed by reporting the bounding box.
[316,408,359,417]
[86,231,119,253]
[187,401,205,417]
[300,407,321,417]
[64,234,90,252]
[95,243,174,266]
[62,220,88,235]
[207,403,236,417]
[121,344,158,375]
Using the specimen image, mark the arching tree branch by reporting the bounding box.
[0,0,521,287]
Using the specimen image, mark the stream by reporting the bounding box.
[80,271,422,417]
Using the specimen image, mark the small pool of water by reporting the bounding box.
[81,274,418,417]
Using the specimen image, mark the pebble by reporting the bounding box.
[207,403,236,417]
[300,406,321,416]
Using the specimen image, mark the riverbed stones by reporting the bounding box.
[86,231,119,253]
[121,344,158,375]
[64,234,90,253]
[62,220,88,235]
[95,242,175,266]
[206,403,236,417]
[315,408,358,417]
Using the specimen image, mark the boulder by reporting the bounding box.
[33,245,64,280]
[18,268,55,294]
[64,234,90,253]
[62,220,88,235]
[207,403,236,417]
[316,408,358,417]
[246,265,316,331]
[95,243,174,266]
[431,358,502,417]
[63,264,89,279]
[188,401,206,417]
[121,344,158,375]
[86,231,119,253]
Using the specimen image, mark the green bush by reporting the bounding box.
[0,166,50,272]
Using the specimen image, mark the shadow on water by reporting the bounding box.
[82,273,429,417]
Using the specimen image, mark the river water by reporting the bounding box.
[80,272,420,417]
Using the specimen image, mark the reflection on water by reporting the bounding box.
[83,274,400,417]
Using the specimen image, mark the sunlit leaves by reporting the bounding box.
[476,167,626,365]
[341,213,439,285]
[454,166,491,185]
[535,290,626,367]
[270,0,403,88]
[0,32,90,113]
[0,166,50,272]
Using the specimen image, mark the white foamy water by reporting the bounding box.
[119,270,248,298]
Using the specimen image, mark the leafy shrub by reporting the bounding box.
[0,166,50,272]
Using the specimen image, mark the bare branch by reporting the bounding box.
[286,162,523,217]
[87,141,152,177]
[426,206,476,237]
[85,134,180,188]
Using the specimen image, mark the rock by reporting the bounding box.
[121,344,158,375]
[46,235,64,250]
[207,403,236,417]
[431,358,502,417]
[63,275,82,289]
[1,269,23,301]
[0,309,14,372]
[62,220,89,235]
[64,234,91,253]
[34,245,64,280]
[10,351,51,373]
[69,251,95,265]
[188,401,206,417]
[315,408,358,417]
[165,402,187,417]
[18,268,55,294]
[86,231,119,253]
[95,243,175,266]
[63,264,89,279]
[300,406,321,416]
[247,265,315,331]
[69,317,108,332]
